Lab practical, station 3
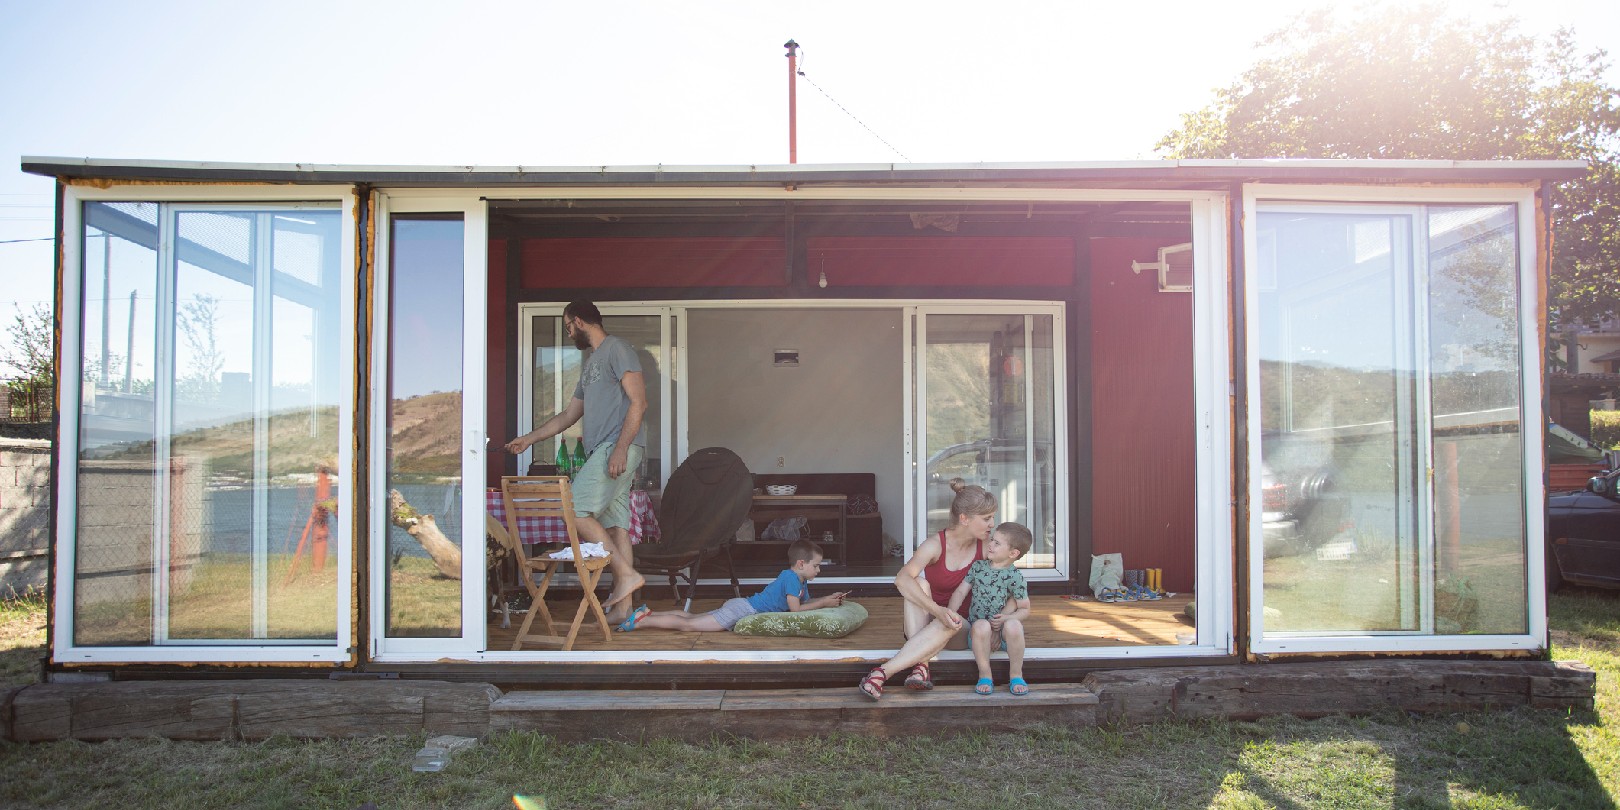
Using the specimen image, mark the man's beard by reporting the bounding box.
[572,330,591,350]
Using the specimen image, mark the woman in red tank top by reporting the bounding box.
[858,480,996,699]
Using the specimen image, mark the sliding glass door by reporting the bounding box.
[1248,194,1539,651]
[516,306,675,491]
[371,197,487,658]
[59,190,355,663]
[914,306,1067,578]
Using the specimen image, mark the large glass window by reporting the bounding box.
[74,202,344,645]
[1256,204,1525,638]
[384,216,465,638]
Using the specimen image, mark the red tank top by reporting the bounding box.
[924,530,984,616]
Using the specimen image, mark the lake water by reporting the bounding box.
[192,482,465,559]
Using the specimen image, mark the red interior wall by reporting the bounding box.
[487,238,510,486]
[809,236,1073,286]
[1089,238,1198,592]
[519,237,785,287]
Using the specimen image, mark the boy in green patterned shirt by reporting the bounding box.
[948,522,1034,695]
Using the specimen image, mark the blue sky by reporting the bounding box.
[3,0,1616,376]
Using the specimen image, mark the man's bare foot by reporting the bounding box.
[603,573,645,612]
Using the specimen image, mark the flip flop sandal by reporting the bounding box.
[859,667,887,700]
[1009,677,1029,696]
[904,662,934,691]
[614,604,651,632]
[974,677,994,695]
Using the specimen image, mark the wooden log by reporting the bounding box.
[488,684,1098,742]
[388,489,462,579]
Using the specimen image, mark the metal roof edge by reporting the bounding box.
[21,156,1590,185]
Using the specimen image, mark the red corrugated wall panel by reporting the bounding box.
[1090,238,1198,592]
[519,237,785,288]
[808,236,1073,286]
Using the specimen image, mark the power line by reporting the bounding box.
[796,49,910,163]
[0,237,53,244]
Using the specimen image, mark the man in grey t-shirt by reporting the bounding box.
[505,301,648,623]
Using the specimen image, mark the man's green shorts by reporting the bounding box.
[571,440,644,530]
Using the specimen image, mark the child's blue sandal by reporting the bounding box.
[614,604,650,632]
[974,677,994,695]
[1009,677,1030,696]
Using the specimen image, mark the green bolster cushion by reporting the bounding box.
[732,601,869,639]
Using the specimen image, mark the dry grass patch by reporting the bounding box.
[1,586,46,688]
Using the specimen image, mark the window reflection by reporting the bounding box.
[73,203,343,645]
[385,216,465,638]
[1257,205,1525,637]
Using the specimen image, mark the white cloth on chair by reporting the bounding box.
[547,542,608,561]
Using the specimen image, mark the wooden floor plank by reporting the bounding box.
[491,594,1194,653]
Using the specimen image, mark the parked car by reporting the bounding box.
[1547,466,1620,591]
[1258,454,1345,558]
[925,439,1053,533]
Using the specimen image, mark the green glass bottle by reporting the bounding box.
[573,437,589,475]
[554,438,571,477]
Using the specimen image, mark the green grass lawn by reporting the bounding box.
[2,588,1616,809]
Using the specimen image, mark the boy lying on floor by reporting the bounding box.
[615,538,848,632]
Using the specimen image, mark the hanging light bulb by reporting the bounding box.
[818,269,828,288]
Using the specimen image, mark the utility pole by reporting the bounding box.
[784,39,799,164]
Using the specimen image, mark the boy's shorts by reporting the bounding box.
[570,441,644,530]
[706,597,758,630]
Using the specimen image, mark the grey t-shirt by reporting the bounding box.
[572,334,647,450]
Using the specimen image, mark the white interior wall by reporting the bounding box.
[687,309,904,544]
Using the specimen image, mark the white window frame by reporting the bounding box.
[367,185,1235,663]
[1243,184,1546,655]
[54,184,358,664]
[369,193,489,661]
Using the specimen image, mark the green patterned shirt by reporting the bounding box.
[964,559,1029,622]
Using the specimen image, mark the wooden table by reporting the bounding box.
[746,494,848,564]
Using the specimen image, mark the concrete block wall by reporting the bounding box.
[0,438,50,595]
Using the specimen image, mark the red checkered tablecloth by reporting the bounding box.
[486,487,659,547]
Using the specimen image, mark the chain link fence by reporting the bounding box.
[1,379,52,423]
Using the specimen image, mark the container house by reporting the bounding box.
[23,156,1584,685]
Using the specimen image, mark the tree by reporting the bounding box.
[1157,4,1620,330]
[176,293,225,398]
[1,303,55,421]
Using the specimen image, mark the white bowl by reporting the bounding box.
[765,484,798,496]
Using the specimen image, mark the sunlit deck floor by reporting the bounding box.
[488,594,1195,652]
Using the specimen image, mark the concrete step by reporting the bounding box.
[488,682,1099,742]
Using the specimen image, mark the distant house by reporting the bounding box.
[1562,317,1620,378]
[21,156,1584,683]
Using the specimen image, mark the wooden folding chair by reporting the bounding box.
[500,475,614,651]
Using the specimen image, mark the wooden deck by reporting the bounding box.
[489,594,1195,652]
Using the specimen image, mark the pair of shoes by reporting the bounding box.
[904,662,934,691]
[1008,677,1030,696]
[1134,586,1163,601]
[614,604,651,632]
[859,667,887,700]
[974,677,994,695]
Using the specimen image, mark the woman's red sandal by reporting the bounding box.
[904,662,933,691]
[859,667,887,700]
